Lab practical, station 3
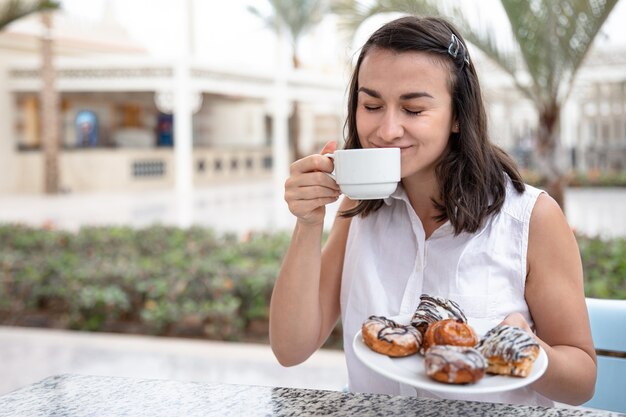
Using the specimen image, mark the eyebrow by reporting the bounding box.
[358,87,434,100]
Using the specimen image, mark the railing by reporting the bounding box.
[14,147,273,193]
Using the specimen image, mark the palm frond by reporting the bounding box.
[459,18,537,102]
[250,0,330,44]
[331,0,619,108]
[248,0,331,67]
[501,0,619,105]
[331,0,442,38]
[330,0,532,97]
[0,0,59,31]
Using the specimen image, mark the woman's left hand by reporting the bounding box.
[499,312,534,335]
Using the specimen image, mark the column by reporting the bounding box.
[174,0,194,228]
[0,61,16,192]
[271,26,292,230]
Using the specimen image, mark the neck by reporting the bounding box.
[402,173,446,237]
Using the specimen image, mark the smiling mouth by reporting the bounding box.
[373,145,412,150]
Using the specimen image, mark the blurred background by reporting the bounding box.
[0,0,624,402]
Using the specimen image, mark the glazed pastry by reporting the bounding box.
[422,319,479,353]
[410,294,467,335]
[362,316,422,357]
[424,345,487,384]
[475,324,540,377]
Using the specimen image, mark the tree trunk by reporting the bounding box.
[40,12,59,194]
[535,103,567,210]
[289,102,302,161]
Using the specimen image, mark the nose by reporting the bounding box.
[377,110,404,143]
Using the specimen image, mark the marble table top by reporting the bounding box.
[0,374,622,417]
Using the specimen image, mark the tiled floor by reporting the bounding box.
[0,325,347,396]
[0,182,624,238]
[0,180,341,235]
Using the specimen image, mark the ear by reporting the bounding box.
[451,120,460,134]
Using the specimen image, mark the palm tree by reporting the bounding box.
[1,0,60,194]
[248,0,330,161]
[332,0,619,209]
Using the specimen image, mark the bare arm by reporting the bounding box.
[504,193,596,404]
[269,143,356,366]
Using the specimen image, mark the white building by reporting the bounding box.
[1,6,624,195]
[0,6,346,195]
[480,47,626,173]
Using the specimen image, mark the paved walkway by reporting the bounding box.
[0,325,347,396]
[0,180,299,235]
[0,182,624,237]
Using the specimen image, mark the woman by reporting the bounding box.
[270,15,596,406]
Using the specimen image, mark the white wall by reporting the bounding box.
[195,97,265,148]
[0,58,18,193]
[12,147,272,194]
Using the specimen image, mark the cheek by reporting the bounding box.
[355,111,372,146]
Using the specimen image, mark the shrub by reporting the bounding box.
[522,169,626,188]
[0,224,290,341]
[578,235,626,299]
[0,224,623,348]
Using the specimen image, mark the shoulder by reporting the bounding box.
[527,193,581,279]
[529,193,571,241]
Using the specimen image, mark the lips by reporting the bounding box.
[372,145,412,150]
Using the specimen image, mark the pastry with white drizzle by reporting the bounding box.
[410,294,468,353]
[475,324,540,377]
[424,345,487,384]
[362,316,422,357]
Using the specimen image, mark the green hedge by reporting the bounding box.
[578,235,626,299]
[0,224,623,344]
[0,224,293,343]
[522,170,626,188]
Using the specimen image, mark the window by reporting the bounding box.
[75,110,98,147]
[132,160,165,177]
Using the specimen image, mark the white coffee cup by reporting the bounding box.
[326,148,401,200]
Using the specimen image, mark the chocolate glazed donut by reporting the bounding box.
[410,294,468,336]
[475,324,540,377]
[362,316,422,357]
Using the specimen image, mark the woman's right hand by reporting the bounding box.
[284,140,341,226]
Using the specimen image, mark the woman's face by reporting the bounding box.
[356,48,458,181]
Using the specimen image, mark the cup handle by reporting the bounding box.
[323,153,336,181]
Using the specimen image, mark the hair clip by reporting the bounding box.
[448,34,470,67]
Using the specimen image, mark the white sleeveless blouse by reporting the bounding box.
[340,178,553,407]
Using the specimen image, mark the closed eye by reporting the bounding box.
[363,105,382,112]
[404,109,422,116]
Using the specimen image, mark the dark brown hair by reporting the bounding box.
[341,15,524,234]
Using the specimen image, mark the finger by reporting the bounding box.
[289,141,337,176]
[290,154,335,176]
[500,313,532,333]
[288,171,340,191]
[288,196,340,216]
[286,185,341,202]
[291,140,337,172]
[320,140,337,155]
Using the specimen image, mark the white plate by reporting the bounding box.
[353,314,548,394]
